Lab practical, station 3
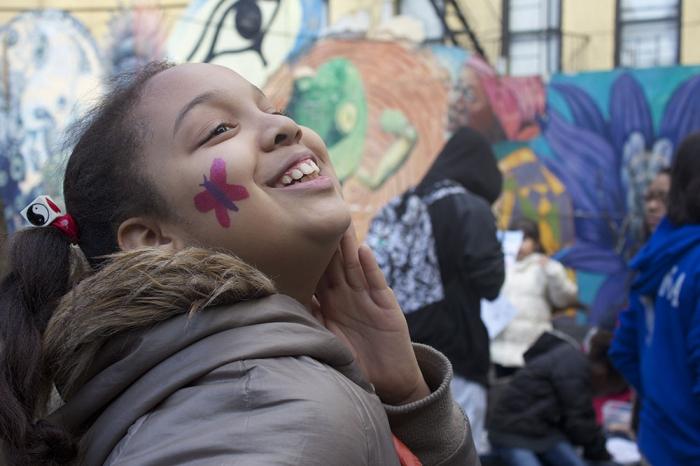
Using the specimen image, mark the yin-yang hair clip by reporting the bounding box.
[20,195,62,227]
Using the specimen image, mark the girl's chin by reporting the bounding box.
[310,207,352,244]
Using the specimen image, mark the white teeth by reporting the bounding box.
[278,159,321,186]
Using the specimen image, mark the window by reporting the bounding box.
[503,0,561,76]
[616,0,680,67]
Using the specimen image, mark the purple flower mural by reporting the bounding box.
[538,71,700,324]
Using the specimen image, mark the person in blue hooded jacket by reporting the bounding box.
[609,132,700,466]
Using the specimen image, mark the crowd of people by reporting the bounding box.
[369,128,700,465]
[0,61,698,466]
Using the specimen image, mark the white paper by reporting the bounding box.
[606,437,641,464]
[480,230,523,339]
[481,295,519,339]
[498,230,524,267]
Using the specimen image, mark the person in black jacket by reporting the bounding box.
[366,127,505,453]
[488,330,625,466]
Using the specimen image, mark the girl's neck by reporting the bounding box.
[262,238,338,310]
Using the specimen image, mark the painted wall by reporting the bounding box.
[522,65,700,323]
[1,0,700,325]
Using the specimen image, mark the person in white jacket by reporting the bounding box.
[491,218,578,375]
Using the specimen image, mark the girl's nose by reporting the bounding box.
[260,114,302,152]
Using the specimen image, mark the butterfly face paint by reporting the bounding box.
[194,158,250,228]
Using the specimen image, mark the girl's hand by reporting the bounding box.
[313,225,430,405]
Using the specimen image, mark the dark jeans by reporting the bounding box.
[496,441,587,466]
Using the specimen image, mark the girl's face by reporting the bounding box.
[644,172,670,233]
[132,63,351,278]
[516,237,537,261]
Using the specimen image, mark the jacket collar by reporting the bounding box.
[45,248,369,461]
[45,247,277,399]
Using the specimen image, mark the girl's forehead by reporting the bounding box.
[146,63,251,102]
[139,64,256,125]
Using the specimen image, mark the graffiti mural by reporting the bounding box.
[0,2,699,326]
[167,0,326,86]
[106,6,167,77]
[536,67,700,323]
[285,58,370,183]
[448,55,545,143]
[0,9,103,232]
[497,148,575,255]
[262,39,552,239]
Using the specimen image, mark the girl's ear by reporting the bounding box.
[117,217,185,252]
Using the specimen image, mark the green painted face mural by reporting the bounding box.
[355,109,417,190]
[286,58,368,182]
[286,58,418,188]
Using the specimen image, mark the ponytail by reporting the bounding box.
[0,60,172,465]
[0,227,78,465]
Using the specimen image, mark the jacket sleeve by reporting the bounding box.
[384,344,480,466]
[609,298,643,393]
[456,196,505,301]
[549,349,611,461]
[543,259,578,309]
[689,294,700,398]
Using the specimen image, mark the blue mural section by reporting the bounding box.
[537,67,700,324]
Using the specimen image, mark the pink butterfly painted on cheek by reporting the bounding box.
[193,158,250,228]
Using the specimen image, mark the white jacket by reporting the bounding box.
[490,253,578,368]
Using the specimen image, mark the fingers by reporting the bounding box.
[358,245,388,290]
[359,245,399,309]
[340,225,368,290]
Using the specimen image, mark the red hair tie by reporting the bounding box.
[20,195,80,244]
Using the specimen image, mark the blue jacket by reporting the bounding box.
[609,219,700,466]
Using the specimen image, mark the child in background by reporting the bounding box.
[488,329,626,466]
[490,218,578,377]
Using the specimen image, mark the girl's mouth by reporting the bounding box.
[274,158,321,187]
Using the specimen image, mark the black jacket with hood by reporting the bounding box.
[366,127,505,386]
[488,331,611,461]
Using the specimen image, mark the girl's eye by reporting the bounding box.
[200,123,236,146]
[213,123,230,135]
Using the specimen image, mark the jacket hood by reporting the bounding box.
[523,330,580,363]
[631,218,700,295]
[44,247,276,400]
[45,248,366,463]
[418,127,502,204]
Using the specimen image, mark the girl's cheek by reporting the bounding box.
[192,157,250,229]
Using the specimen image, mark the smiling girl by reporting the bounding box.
[0,62,476,465]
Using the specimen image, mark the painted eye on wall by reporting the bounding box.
[185,0,281,66]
